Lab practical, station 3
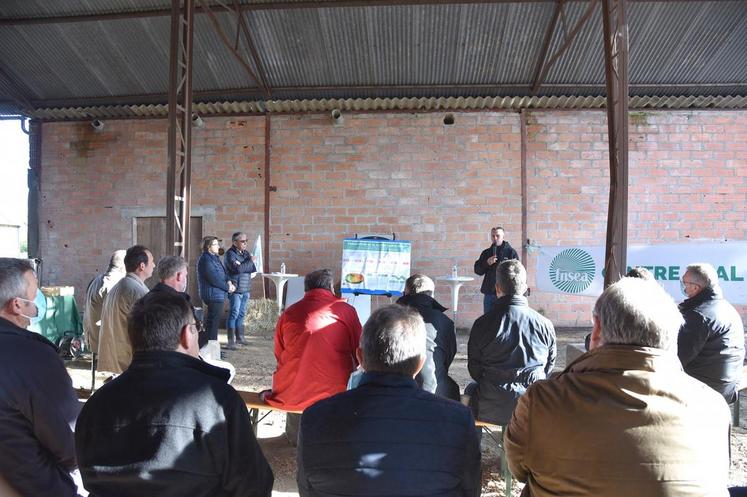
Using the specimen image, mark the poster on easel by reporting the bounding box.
[341,238,411,296]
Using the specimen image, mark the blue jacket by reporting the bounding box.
[225,246,256,294]
[468,294,556,425]
[0,317,83,497]
[297,372,481,497]
[197,252,229,303]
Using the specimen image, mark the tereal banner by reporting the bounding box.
[536,242,747,304]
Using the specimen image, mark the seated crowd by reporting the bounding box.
[0,242,743,496]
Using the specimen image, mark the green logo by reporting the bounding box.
[549,248,596,293]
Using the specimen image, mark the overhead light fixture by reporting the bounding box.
[331,109,343,126]
[443,114,455,126]
[91,119,105,132]
[191,113,205,128]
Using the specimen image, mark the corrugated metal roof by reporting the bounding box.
[24,94,747,120]
[0,1,745,116]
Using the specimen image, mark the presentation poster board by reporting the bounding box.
[535,242,747,304]
[341,238,411,296]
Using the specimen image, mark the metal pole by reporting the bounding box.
[601,0,629,286]
[166,0,195,259]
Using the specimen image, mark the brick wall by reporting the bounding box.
[38,110,747,328]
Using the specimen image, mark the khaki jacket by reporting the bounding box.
[83,269,125,354]
[505,345,730,497]
[97,274,148,374]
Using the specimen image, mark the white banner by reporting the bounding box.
[535,242,747,304]
[251,234,263,278]
[341,238,411,296]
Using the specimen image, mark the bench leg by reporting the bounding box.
[481,425,512,495]
[733,391,740,428]
[250,408,259,435]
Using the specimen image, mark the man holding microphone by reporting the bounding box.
[474,226,519,314]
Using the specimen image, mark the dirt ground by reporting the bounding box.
[68,327,747,496]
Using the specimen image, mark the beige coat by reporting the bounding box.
[97,273,148,374]
[505,345,730,497]
[83,269,125,354]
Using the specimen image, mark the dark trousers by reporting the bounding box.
[483,293,498,314]
[204,301,223,340]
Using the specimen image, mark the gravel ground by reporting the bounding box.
[67,326,747,496]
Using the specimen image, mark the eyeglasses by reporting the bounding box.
[237,239,248,243]
[188,321,203,334]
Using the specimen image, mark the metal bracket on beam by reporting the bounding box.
[198,0,271,96]
[531,0,597,94]
[602,0,629,286]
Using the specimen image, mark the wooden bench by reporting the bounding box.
[238,390,302,436]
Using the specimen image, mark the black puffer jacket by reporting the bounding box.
[397,292,459,400]
[225,246,256,294]
[473,241,519,295]
[678,288,745,402]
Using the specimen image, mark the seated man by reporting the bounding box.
[678,262,745,402]
[505,277,731,496]
[76,292,273,497]
[466,259,556,424]
[397,274,459,400]
[149,255,235,382]
[0,258,85,497]
[297,305,480,497]
[264,268,362,412]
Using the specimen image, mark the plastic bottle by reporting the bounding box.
[451,265,458,278]
[280,262,286,274]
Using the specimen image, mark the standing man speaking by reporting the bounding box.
[474,226,519,314]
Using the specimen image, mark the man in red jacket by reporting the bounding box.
[262,268,362,441]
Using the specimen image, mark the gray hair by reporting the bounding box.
[404,274,435,297]
[232,231,246,242]
[157,256,187,282]
[0,258,35,308]
[360,304,426,376]
[495,259,527,296]
[108,250,126,271]
[593,277,683,350]
[305,269,334,292]
[686,263,720,292]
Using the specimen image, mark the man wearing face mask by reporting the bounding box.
[0,258,85,497]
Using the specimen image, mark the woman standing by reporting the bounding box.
[197,236,236,349]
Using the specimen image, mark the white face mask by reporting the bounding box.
[17,289,45,325]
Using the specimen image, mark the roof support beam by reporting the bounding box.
[166,0,195,261]
[196,0,270,96]
[530,1,563,94]
[531,0,597,94]
[0,0,698,26]
[601,0,629,286]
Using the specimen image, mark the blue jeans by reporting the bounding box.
[227,292,250,331]
[483,293,498,314]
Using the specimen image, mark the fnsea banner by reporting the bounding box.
[535,242,747,304]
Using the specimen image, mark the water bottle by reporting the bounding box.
[280,262,286,274]
[451,265,458,278]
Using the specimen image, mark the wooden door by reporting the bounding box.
[135,217,203,306]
